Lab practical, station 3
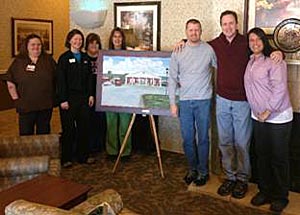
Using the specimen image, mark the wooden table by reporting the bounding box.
[0,174,92,215]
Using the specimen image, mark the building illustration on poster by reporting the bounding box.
[96,51,173,116]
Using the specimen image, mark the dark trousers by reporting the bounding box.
[19,109,52,135]
[253,120,292,200]
[59,97,89,163]
[132,115,157,153]
[89,109,106,153]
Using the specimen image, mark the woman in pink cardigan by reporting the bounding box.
[244,27,293,213]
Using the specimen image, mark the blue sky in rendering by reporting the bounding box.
[103,56,170,77]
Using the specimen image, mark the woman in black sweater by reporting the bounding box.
[57,29,94,167]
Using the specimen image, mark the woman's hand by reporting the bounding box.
[170,104,178,117]
[6,81,19,100]
[88,96,94,107]
[257,110,271,122]
[60,101,69,110]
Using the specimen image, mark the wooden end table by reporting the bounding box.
[0,174,92,215]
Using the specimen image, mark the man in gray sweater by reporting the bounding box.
[168,18,217,186]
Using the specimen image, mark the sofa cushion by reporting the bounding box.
[0,134,60,158]
[0,156,49,176]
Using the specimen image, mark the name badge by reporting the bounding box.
[26,64,35,72]
[69,58,76,63]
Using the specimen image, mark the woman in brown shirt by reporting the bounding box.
[6,34,56,135]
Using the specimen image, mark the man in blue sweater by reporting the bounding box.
[168,18,217,186]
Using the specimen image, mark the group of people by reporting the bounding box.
[169,10,292,213]
[5,27,133,167]
[5,9,293,214]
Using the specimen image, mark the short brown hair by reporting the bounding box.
[85,33,102,51]
[220,10,238,25]
[18,34,45,57]
[65,29,84,49]
[185,18,201,30]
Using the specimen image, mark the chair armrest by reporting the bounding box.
[5,199,82,215]
[71,189,123,214]
[0,134,60,158]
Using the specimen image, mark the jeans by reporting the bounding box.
[179,99,211,176]
[253,120,292,200]
[216,95,252,182]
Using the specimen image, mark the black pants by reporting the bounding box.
[19,109,52,135]
[253,120,292,200]
[59,97,90,163]
[132,115,157,153]
[89,109,106,153]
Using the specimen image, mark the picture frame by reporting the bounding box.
[114,2,161,51]
[11,18,53,56]
[244,0,300,35]
[95,50,172,116]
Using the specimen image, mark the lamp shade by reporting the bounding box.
[71,9,107,28]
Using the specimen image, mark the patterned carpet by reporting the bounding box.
[0,108,272,214]
[61,151,272,215]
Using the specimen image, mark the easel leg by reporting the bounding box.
[112,113,136,173]
[149,115,165,178]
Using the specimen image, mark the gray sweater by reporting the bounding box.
[168,41,217,105]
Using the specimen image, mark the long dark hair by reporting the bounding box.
[108,27,126,50]
[64,29,84,49]
[247,27,273,57]
[18,34,45,57]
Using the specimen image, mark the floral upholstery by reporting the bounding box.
[0,134,61,191]
[5,200,79,215]
[5,189,139,215]
[71,189,123,214]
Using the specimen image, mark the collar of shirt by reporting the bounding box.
[219,31,243,45]
[249,53,266,62]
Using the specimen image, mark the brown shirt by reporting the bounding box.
[6,54,56,113]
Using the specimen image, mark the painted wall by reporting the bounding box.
[70,0,245,50]
[0,0,70,73]
[69,0,245,153]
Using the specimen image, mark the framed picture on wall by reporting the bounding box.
[11,18,53,56]
[95,50,172,116]
[244,0,300,35]
[114,1,161,51]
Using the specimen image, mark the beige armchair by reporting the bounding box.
[0,134,60,191]
[5,189,138,215]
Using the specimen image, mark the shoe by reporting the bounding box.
[86,157,96,164]
[62,161,72,168]
[270,199,289,212]
[232,180,248,199]
[251,192,271,206]
[183,170,198,185]
[194,175,209,186]
[217,180,236,196]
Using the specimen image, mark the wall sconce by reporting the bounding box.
[71,0,108,29]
